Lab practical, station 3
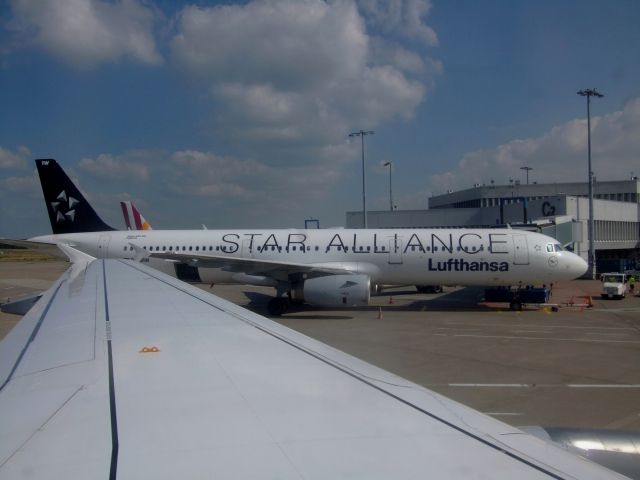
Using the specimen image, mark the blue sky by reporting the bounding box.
[1,0,639,237]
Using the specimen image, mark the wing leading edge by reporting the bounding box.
[0,255,626,479]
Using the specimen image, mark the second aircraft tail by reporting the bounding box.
[120,201,152,230]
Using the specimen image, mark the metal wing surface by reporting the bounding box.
[0,257,626,479]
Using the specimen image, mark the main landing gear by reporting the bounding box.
[416,285,443,294]
[267,297,289,316]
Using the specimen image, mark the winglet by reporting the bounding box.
[57,243,96,268]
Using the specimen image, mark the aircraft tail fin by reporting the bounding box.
[120,201,152,230]
[35,159,116,234]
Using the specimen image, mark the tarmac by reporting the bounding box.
[2,259,640,432]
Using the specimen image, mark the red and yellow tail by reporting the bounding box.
[120,201,152,230]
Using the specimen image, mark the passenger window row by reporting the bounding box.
[121,244,492,254]
[122,244,494,254]
[406,245,484,252]
[122,245,318,253]
[121,244,397,253]
[119,242,504,255]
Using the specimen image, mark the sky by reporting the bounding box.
[1,0,639,237]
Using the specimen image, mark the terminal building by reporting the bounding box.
[346,179,640,272]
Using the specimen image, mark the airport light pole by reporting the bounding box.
[383,161,393,211]
[520,166,533,185]
[577,88,604,279]
[349,130,375,228]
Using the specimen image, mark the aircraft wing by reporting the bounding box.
[0,253,625,478]
[149,250,352,280]
[0,238,68,259]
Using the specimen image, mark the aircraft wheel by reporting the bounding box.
[416,285,443,294]
[268,297,289,316]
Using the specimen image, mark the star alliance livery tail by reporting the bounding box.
[36,159,115,234]
[120,201,152,230]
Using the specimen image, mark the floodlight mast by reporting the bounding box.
[349,130,375,228]
[577,88,604,279]
[383,161,393,211]
[520,166,533,184]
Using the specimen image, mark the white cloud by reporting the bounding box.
[79,153,150,181]
[170,150,266,200]
[0,173,38,193]
[171,1,368,89]
[9,0,162,68]
[169,149,344,206]
[358,0,438,46]
[369,38,441,75]
[170,0,436,161]
[428,97,640,194]
[338,65,425,122]
[0,145,30,169]
[0,170,43,237]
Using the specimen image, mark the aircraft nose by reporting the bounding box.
[568,253,588,279]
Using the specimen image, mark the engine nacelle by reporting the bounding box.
[294,274,370,307]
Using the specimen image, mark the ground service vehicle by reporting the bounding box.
[601,273,627,299]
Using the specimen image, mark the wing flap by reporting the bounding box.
[0,262,111,475]
[2,269,97,381]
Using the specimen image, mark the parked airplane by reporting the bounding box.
[29,159,588,315]
[0,246,625,478]
[120,200,152,230]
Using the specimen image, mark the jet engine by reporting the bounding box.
[292,274,370,307]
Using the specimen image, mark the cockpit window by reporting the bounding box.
[546,244,554,253]
[554,244,564,252]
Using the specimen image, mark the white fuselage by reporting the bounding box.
[31,228,588,287]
